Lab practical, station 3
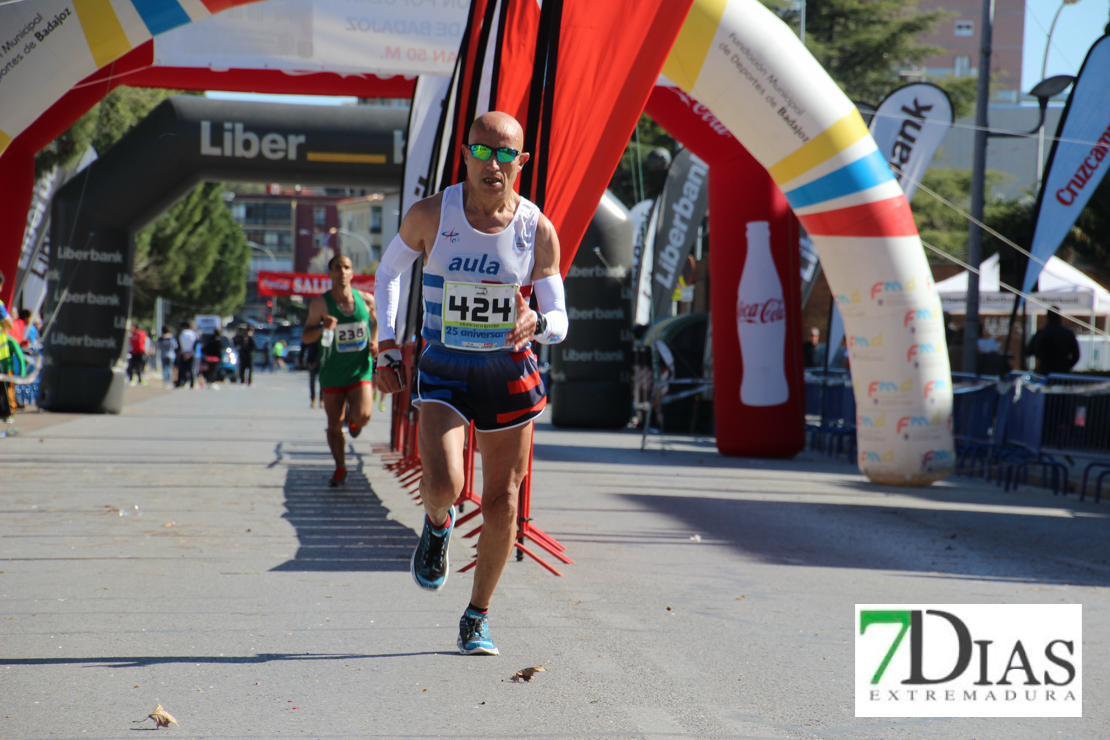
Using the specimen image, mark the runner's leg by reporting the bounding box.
[470,421,532,609]
[416,401,468,528]
[343,382,373,430]
[323,391,348,470]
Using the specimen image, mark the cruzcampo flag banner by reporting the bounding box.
[869,82,953,202]
[1023,34,1110,294]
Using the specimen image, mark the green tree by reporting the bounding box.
[778,0,946,105]
[132,183,249,324]
[909,168,1033,263]
[34,86,190,179]
[38,87,248,324]
[608,114,677,209]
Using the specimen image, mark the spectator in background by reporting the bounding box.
[258,334,272,372]
[943,311,958,348]
[201,328,225,385]
[0,272,14,421]
[802,327,819,368]
[127,324,148,385]
[156,328,176,388]
[977,324,1002,355]
[235,326,257,386]
[0,331,25,421]
[20,310,39,349]
[0,271,13,335]
[976,324,1010,376]
[9,309,25,346]
[304,339,321,408]
[829,336,850,371]
[272,339,287,371]
[177,321,198,388]
[1028,308,1081,375]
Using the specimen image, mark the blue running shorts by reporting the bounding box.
[415,344,546,432]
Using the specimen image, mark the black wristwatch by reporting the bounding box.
[533,311,548,338]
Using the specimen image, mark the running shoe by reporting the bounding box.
[329,467,348,488]
[348,422,362,438]
[410,506,454,591]
[457,609,499,655]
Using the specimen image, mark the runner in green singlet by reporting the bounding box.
[302,255,378,486]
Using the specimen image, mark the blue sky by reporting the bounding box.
[1022,0,1109,90]
[205,1,1110,107]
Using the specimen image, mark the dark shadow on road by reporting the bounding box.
[532,423,832,473]
[0,652,444,668]
[271,457,416,573]
[616,492,1110,587]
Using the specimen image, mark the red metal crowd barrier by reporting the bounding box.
[373,340,571,576]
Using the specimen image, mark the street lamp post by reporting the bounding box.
[247,241,278,266]
[963,0,1075,374]
[963,0,995,376]
[329,227,375,270]
[1037,0,1082,190]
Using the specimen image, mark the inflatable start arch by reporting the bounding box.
[0,0,953,484]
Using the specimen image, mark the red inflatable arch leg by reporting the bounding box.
[645,87,805,457]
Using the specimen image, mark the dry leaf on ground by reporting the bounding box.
[507,665,546,683]
[133,704,177,728]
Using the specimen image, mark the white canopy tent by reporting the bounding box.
[936,253,1110,315]
[935,253,1110,370]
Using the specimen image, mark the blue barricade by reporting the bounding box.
[1040,375,1110,457]
[804,370,856,459]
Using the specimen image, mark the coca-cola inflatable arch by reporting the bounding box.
[0,0,953,484]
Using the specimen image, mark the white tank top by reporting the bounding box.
[422,183,539,351]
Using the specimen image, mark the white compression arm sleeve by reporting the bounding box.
[374,234,422,343]
[532,274,568,344]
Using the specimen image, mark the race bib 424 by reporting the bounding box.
[441,282,517,351]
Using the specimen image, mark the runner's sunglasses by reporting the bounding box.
[466,144,520,163]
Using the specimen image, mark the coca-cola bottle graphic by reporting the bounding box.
[736,221,789,406]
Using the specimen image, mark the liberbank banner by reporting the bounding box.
[1023,34,1110,294]
[869,82,953,202]
[257,271,374,297]
[651,148,709,319]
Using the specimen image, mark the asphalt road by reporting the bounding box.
[0,371,1106,739]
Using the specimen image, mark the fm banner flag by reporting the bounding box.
[651,148,709,319]
[869,83,954,201]
[1023,34,1110,294]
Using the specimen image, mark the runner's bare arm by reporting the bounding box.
[507,215,563,350]
[373,195,440,392]
[361,291,379,358]
[302,296,337,344]
[532,215,561,282]
[376,195,440,354]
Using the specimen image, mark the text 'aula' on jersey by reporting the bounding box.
[421,183,539,353]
